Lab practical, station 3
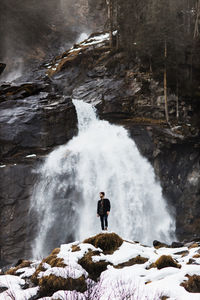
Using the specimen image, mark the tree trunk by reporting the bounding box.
[107,0,113,48]
[176,82,179,121]
[164,40,169,123]
[194,0,200,38]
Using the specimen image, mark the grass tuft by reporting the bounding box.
[114,255,148,269]
[38,274,86,297]
[6,260,32,275]
[31,248,66,285]
[181,275,200,293]
[78,250,110,281]
[83,233,123,254]
[154,255,181,270]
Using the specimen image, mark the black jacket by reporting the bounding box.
[97,198,111,216]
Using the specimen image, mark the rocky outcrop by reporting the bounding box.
[0,73,78,265]
[0,32,199,265]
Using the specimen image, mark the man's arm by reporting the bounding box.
[106,199,111,215]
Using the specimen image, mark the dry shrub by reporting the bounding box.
[78,250,110,281]
[114,255,148,269]
[83,233,123,254]
[193,254,200,258]
[6,260,32,275]
[38,274,86,297]
[51,248,60,255]
[189,243,199,249]
[71,245,81,252]
[181,275,200,293]
[154,255,181,270]
[31,263,46,285]
[31,248,66,285]
[41,248,66,268]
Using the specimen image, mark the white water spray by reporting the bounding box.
[32,100,175,258]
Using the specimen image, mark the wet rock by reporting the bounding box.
[171,241,184,248]
[153,240,169,249]
[0,85,77,161]
[0,73,78,265]
[0,63,6,76]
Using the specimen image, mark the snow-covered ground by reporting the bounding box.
[1,233,200,300]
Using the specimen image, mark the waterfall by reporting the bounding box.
[31,99,175,258]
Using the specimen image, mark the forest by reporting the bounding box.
[107,0,200,123]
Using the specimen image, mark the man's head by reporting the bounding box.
[100,192,105,199]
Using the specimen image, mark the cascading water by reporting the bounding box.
[31,99,175,258]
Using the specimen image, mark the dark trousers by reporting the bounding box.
[100,214,108,230]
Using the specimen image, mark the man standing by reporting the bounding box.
[97,192,111,231]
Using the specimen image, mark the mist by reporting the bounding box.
[0,0,105,81]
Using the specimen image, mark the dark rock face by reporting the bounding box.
[0,63,6,76]
[127,125,200,241]
[0,33,199,265]
[0,81,77,161]
[0,162,38,265]
[0,71,78,265]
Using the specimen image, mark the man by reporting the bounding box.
[97,192,111,231]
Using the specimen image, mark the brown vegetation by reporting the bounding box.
[149,255,181,270]
[189,243,199,249]
[31,248,66,285]
[6,260,32,276]
[83,233,123,254]
[78,250,110,281]
[38,274,86,297]
[181,275,200,293]
[114,255,148,269]
[71,245,81,252]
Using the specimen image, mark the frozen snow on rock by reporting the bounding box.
[25,154,36,158]
[0,286,39,300]
[0,275,38,300]
[0,274,25,289]
[80,33,109,46]
[76,32,90,44]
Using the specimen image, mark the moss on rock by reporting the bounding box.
[38,274,86,297]
[154,255,181,270]
[83,233,123,254]
[181,275,200,293]
[114,255,148,269]
[6,260,32,275]
[78,250,110,281]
